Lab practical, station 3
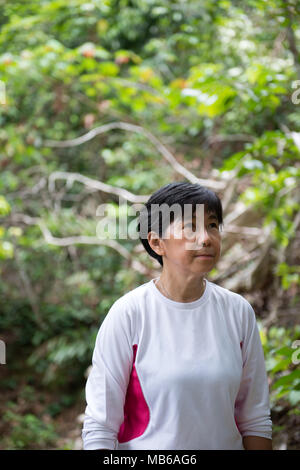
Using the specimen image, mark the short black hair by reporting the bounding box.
[137,181,223,267]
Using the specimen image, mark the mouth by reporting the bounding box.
[195,254,214,258]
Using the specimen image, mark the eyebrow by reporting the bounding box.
[191,213,218,221]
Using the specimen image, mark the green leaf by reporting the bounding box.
[0,195,11,216]
[272,370,300,389]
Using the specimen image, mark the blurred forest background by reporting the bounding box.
[0,0,300,450]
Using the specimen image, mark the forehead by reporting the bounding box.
[193,210,217,219]
[166,209,218,234]
[180,208,218,222]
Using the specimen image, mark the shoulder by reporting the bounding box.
[207,280,256,326]
[110,280,150,313]
[101,280,150,330]
[208,280,252,308]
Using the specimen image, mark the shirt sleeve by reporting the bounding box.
[81,300,133,450]
[234,301,272,441]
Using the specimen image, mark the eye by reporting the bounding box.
[209,222,219,229]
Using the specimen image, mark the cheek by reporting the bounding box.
[171,241,191,261]
[214,237,222,257]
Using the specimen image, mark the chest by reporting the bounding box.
[134,308,243,397]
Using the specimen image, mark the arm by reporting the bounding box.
[82,301,133,450]
[234,302,273,448]
[243,436,272,450]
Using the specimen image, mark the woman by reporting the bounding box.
[82,182,272,450]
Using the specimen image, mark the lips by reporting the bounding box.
[195,253,214,257]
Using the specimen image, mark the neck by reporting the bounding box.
[156,271,206,303]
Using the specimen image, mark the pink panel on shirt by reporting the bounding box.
[117,344,150,443]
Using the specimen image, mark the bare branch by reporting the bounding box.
[223,225,265,237]
[8,177,47,198]
[284,2,300,79]
[271,30,286,58]
[279,123,300,151]
[203,133,255,148]
[48,171,149,204]
[10,237,47,330]
[290,131,300,152]
[42,121,226,190]
[10,213,150,276]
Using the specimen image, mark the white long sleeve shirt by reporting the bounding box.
[82,277,272,450]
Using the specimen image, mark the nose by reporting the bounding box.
[195,226,211,247]
[185,226,212,251]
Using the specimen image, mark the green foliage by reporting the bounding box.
[0,195,13,259]
[260,325,300,409]
[2,402,58,450]
[220,130,300,248]
[276,263,300,291]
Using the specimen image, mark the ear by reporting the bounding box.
[147,231,166,257]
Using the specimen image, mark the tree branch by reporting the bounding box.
[42,121,226,190]
[48,171,149,204]
[202,133,255,149]
[284,1,300,79]
[11,237,47,330]
[10,213,151,276]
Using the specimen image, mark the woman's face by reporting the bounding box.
[150,209,221,275]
